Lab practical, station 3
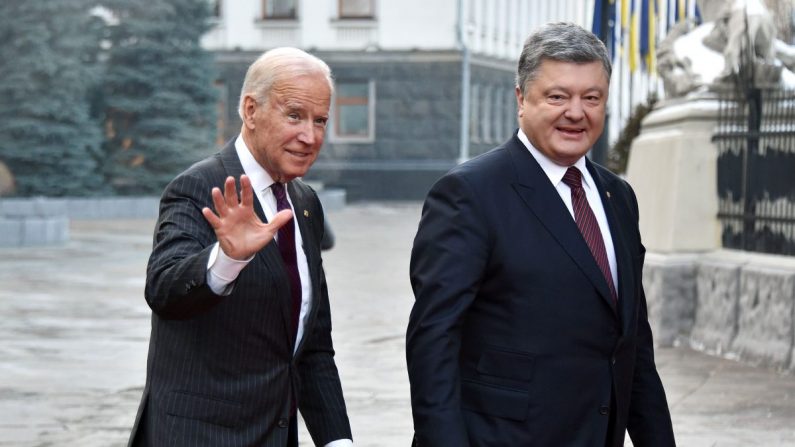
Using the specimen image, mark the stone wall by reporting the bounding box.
[0,189,345,247]
[628,95,795,372]
[0,198,69,247]
[645,250,795,372]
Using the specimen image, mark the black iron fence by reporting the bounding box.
[712,87,795,256]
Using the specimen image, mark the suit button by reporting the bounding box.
[599,405,610,415]
[611,357,616,365]
[278,418,289,428]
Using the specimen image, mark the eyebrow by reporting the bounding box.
[544,86,605,95]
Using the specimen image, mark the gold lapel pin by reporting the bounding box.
[303,210,310,217]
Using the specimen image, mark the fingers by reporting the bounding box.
[239,175,254,208]
[223,176,237,206]
[210,186,226,218]
[207,175,252,227]
[202,206,221,229]
[268,209,294,233]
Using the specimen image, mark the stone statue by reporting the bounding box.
[657,0,795,98]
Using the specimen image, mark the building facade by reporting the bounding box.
[204,0,592,200]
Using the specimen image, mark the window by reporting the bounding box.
[469,83,480,142]
[333,81,375,141]
[339,0,374,19]
[481,85,492,143]
[493,86,503,142]
[262,0,297,19]
[505,88,516,138]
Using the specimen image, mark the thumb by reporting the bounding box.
[269,209,294,233]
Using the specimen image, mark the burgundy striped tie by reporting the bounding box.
[561,167,618,303]
[271,182,302,341]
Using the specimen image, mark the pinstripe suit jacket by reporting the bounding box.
[128,139,351,446]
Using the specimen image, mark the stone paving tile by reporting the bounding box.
[0,203,793,446]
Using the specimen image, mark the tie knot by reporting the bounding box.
[562,166,583,190]
[271,182,291,211]
[271,182,286,200]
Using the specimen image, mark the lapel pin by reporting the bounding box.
[606,191,611,199]
[303,210,310,217]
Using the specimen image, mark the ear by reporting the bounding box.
[242,95,257,130]
[515,86,525,118]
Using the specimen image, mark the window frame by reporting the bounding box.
[261,0,298,20]
[338,0,375,20]
[330,79,376,143]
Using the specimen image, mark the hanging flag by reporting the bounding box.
[640,0,657,73]
[593,0,605,35]
[694,1,702,25]
[621,0,631,34]
[629,0,640,72]
[593,0,618,58]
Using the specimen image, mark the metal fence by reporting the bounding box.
[712,87,795,256]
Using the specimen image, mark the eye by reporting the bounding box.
[287,112,300,121]
[314,117,328,127]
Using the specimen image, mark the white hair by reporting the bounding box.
[237,47,334,120]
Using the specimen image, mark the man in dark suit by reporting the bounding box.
[128,47,352,447]
[406,23,676,447]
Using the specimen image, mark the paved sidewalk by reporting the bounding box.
[0,202,793,446]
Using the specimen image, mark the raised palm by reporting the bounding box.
[201,175,293,260]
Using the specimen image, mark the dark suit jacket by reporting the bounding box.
[406,135,675,447]
[128,139,351,446]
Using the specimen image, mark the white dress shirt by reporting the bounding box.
[517,129,618,292]
[204,136,353,447]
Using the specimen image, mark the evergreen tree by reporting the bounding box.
[0,1,106,197]
[100,0,216,195]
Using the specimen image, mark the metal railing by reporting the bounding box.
[712,87,795,256]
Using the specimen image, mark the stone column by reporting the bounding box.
[626,95,723,346]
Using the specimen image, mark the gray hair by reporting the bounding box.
[516,22,611,95]
[238,47,334,120]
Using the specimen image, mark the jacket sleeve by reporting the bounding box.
[144,171,225,320]
[406,171,490,447]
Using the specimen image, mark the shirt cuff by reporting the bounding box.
[206,243,253,295]
[324,440,353,447]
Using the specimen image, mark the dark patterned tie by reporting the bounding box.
[561,167,618,303]
[271,182,301,340]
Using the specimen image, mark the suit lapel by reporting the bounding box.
[218,141,294,344]
[507,138,617,315]
[587,161,636,331]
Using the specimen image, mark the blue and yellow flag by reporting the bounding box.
[640,0,657,73]
[592,0,617,58]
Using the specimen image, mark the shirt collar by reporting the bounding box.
[234,135,278,193]
[516,128,594,191]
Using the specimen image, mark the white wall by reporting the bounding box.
[202,0,594,59]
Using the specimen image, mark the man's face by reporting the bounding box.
[242,73,331,183]
[516,59,608,166]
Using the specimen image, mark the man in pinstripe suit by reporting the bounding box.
[128,48,353,447]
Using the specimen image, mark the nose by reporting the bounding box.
[296,121,316,145]
[564,98,584,121]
